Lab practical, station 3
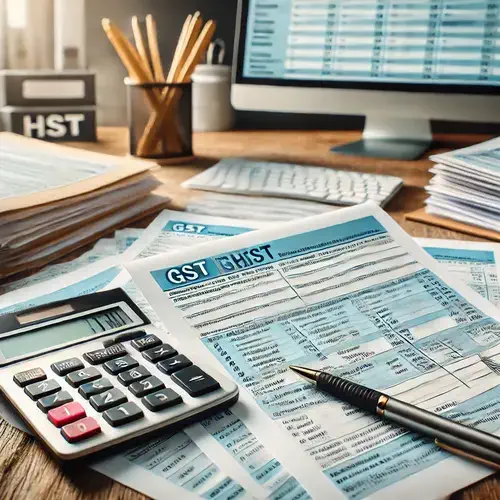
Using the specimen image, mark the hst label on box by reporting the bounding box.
[1,107,97,142]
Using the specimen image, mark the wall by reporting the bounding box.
[86,0,499,133]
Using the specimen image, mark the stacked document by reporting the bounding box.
[0,133,167,279]
[426,137,500,233]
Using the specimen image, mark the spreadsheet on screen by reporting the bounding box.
[243,0,500,85]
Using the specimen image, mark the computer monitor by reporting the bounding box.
[232,0,500,160]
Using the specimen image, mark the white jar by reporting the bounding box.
[192,64,235,133]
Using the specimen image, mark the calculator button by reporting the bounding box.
[102,330,146,348]
[14,368,46,387]
[157,355,192,375]
[131,335,162,352]
[83,343,127,365]
[51,358,84,376]
[129,376,165,397]
[172,366,221,397]
[37,391,73,413]
[142,389,182,412]
[65,367,101,388]
[61,417,101,443]
[90,388,127,412]
[48,402,86,428]
[142,344,177,363]
[24,379,61,400]
[103,402,144,427]
[78,378,114,399]
[104,356,138,375]
[117,366,150,386]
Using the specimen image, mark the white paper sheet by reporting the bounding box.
[127,201,500,500]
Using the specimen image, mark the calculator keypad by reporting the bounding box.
[66,367,101,388]
[61,417,101,443]
[6,326,233,459]
[37,391,73,413]
[25,379,61,400]
[104,356,138,375]
[78,378,114,399]
[51,358,84,376]
[14,367,46,387]
[48,402,86,428]
[90,388,127,412]
[103,402,144,427]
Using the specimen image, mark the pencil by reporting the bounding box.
[146,14,165,82]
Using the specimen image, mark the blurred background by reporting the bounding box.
[0,0,498,132]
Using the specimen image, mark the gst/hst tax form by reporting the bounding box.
[128,202,500,500]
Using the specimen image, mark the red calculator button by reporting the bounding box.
[48,402,86,428]
[61,417,101,443]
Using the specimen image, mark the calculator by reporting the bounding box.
[0,289,239,460]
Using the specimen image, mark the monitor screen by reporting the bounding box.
[240,0,499,89]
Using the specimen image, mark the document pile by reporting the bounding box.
[0,132,167,278]
[426,137,500,233]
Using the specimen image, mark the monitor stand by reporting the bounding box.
[332,116,432,161]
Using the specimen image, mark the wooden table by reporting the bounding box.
[1,128,498,499]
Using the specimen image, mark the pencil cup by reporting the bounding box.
[126,79,193,161]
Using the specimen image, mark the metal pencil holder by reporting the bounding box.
[126,79,193,161]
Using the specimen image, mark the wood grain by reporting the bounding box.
[1,127,498,499]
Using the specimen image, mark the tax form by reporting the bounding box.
[419,239,500,308]
[127,201,500,500]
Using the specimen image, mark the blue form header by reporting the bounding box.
[425,247,495,264]
[163,221,252,237]
[152,216,386,291]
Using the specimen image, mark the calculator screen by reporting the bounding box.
[0,307,132,360]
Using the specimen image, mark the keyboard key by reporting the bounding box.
[48,402,86,428]
[90,388,127,412]
[83,343,127,365]
[14,367,46,387]
[172,366,220,397]
[104,356,138,375]
[102,329,146,348]
[103,402,144,427]
[117,366,150,386]
[51,358,84,376]
[157,355,192,375]
[61,417,101,443]
[129,376,165,397]
[24,379,60,400]
[78,378,114,399]
[142,344,177,363]
[65,367,101,388]
[37,391,73,413]
[131,334,162,352]
[13,368,47,387]
[142,388,182,412]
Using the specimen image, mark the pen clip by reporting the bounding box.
[435,439,500,471]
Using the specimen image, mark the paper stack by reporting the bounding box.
[425,137,500,233]
[0,133,168,279]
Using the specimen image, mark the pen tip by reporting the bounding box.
[289,365,319,382]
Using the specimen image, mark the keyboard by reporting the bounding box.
[183,159,404,207]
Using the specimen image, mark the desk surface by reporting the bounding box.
[0,128,498,499]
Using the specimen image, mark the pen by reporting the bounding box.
[289,365,500,470]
